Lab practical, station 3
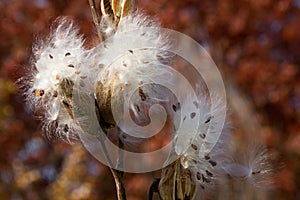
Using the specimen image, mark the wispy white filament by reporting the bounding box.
[24,17,86,141]
[21,10,274,193]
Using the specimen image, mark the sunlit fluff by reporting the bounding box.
[24,17,86,141]
[170,92,273,192]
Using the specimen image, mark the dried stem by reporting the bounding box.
[88,1,129,199]
[88,0,103,42]
[94,91,127,199]
[110,167,126,200]
[97,134,126,200]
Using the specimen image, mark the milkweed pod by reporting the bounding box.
[101,0,134,22]
[159,159,196,200]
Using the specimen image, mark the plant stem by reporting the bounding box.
[97,132,127,200]
[110,168,126,200]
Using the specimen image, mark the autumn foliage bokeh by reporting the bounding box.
[0,0,300,199]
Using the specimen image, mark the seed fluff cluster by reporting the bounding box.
[22,9,274,198]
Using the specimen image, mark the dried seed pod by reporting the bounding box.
[159,159,196,200]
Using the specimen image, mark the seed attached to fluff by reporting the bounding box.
[49,54,53,59]
[191,143,198,150]
[52,120,58,129]
[52,90,58,97]
[196,172,202,180]
[138,87,146,101]
[62,100,71,108]
[65,52,71,56]
[204,155,210,160]
[199,133,206,139]
[63,124,69,132]
[172,102,181,112]
[35,89,45,97]
[206,170,213,177]
[205,116,213,123]
[68,64,74,68]
[252,171,261,175]
[209,160,217,167]
[190,112,196,119]
[202,174,211,183]
[136,104,140,112]
[172,104,177,112]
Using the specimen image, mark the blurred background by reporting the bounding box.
[0,0,299,199]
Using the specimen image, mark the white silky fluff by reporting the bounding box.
[25,17,86,141]
[88,12,176,130]
[172,91,273,191]
[96,12,171,88]
[23,11,274,190]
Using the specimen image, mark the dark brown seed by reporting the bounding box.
[196,172,202,180]
[49,54,53,59]
[199,133,206,139]
[65,52,71,56]
[172,104,177,112]
[52,90,58,97]
[35,89,45,97]
[136,105,140,112]
[138,87,146,101]
[190,112,196,119]
[128,50,133,54]
[209,160,217,167]
[204,155,210,160]
[68,64,74,68]
[183,116,186,121]
[206,170,213,177]
[252,171,261,175]
[202,174,211,183]
[205,116,213,124]
[62,100,71,108]
[52,120,58,129]
[191,143,198,150]
[63,124,69,132]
